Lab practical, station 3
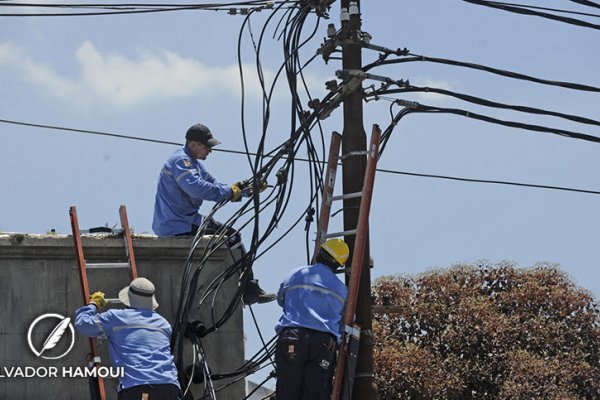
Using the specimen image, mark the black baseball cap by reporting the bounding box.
[185,123,221,148]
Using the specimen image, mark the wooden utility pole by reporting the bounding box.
[340,0,377,398]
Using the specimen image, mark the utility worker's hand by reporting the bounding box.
[90,291,107,309]
[230,183,243,202]
[258,179,268,193]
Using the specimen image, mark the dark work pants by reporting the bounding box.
[118,384,180,400]
[178,218,255,281]
[275,327,337,400]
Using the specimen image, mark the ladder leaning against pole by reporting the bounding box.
[312,125,382,400]
[69,205,139,400]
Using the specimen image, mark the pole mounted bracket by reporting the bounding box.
[337,69,409,90]
[302,0,334,17]
[317,74,366,120]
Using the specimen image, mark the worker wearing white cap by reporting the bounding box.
[75,277,180,400]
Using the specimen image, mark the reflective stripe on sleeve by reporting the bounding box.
[112,324,169,338]
[175,169,195,183]
[283,284,345,304]
[94,315,108,339]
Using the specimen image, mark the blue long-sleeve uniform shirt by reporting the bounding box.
[75,304,180,390]
[275,263,348,341]
[152,145,232,236]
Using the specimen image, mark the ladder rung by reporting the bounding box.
[86,262,130,269]
[332,191,362,201]
[325,229,357,238]
[105,298,123,304]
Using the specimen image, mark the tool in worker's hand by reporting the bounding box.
[236,177,269,198]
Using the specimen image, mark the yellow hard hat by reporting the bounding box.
[320,238,350,266]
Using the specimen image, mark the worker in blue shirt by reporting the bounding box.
[75,277,180,400]
[274,238,349,400]
[152,123,275,304]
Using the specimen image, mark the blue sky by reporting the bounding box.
[1,0,599,389]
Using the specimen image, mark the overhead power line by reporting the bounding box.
[462,0,600,30]
[491,1,600,17]
[363,54,600,93]
[371,85,600,127]
[0,0,284,16]
[567,0,600,9]
[1,117,599,196]
[407,102,600,144]
[377,168,600,196]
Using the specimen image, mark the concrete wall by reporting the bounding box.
[0,233,245,400]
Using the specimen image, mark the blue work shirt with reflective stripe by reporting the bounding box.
[275,263,348,341]
[75,305,180,391]
[152,145,232,236]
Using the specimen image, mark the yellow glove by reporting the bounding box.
[258,180,268,193]
[90,291,107,309]
[230,183,243,202]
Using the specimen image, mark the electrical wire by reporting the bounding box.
[0,0,288,17]
[363,54,600,93]
[568,0,600,9]
[490,1,600,17]
[377,168,600,195]
[2,117,599,195]
[414,103,600,143]
[370,85,600,127]
[461,0,600,30]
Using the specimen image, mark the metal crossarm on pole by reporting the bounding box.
[69,205,139,400]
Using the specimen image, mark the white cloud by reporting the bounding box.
[0,41,293,110]
[413,78,454,103]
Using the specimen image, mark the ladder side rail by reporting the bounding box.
[69,205,107,400]
[332,124,381,400]
[342,124,380,325]
[312,132,343,263]
[70,206,91,302]
[119,205,138,280]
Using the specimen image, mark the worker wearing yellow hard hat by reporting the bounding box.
[274,238,349,400]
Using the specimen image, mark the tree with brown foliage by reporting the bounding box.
[372,262,600,399]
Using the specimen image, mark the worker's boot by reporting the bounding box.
[243,279,276,305]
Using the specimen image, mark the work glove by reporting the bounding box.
[258,179,268,193]
[230,183,243,202]
[242,180,268,198]
[90,291,107,309]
